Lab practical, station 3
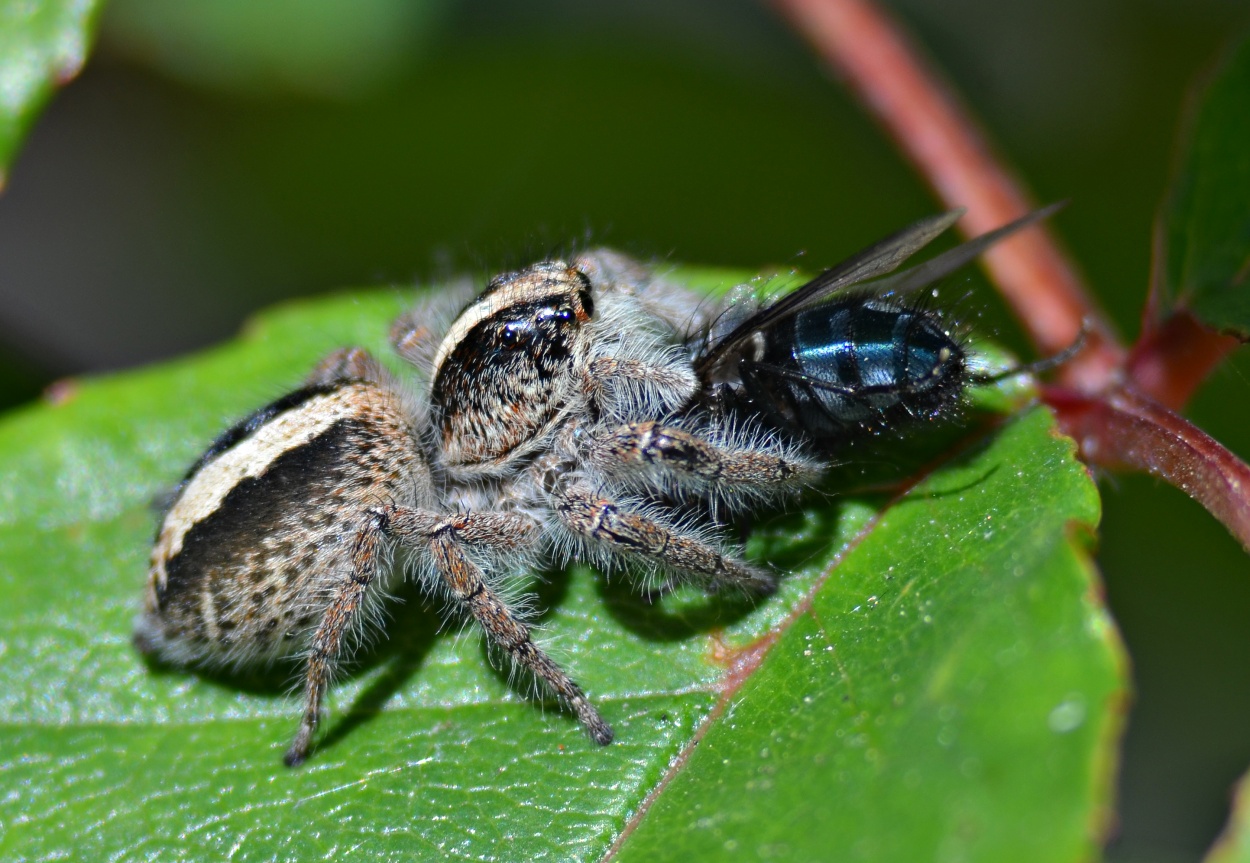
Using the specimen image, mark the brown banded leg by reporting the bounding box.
[389,309,434,367]
[284,508,545,767]
[589,421,820,491]
[284,510,387,767]
[380,508,613,745]
[553,483,775,594]
[305,346,386,387]
[423,530,613,745]
[386,509,539,551]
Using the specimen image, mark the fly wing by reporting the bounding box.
[694,209,964,378]
[860,202,1065,299]
[694,203,1064,381]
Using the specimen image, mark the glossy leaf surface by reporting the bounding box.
[0,275,1124,861]
[612,407,1122,862]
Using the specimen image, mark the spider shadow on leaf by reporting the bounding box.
[314,580,447,755]
[593,519,802,644]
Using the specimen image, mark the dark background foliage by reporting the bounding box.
[1,1,1248,859]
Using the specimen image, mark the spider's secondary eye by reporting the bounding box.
[537,304,577,327]
[578,288,595,318]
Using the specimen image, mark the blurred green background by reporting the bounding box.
[0,1,1247,860]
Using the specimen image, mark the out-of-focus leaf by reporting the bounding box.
[1161,34,1250,337]
[102,0,451,98]
[1208,770,1250,863]
[0,273,1124,861]
[0,0,101,176]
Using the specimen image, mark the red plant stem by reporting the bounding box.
[1127,309,1242,410]
[771,0,1125,390]
[1132,219,1245,411]
[1045,385,1250,553]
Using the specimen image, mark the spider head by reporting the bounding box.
[430,261,595,471]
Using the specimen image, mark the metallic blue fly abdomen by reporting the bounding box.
[745,295,967,438]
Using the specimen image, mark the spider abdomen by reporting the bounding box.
[136,379,428,669]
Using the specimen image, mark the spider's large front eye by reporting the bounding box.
[500,321,532,348]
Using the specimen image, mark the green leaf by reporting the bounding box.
[0,276,1125,861]
[1208,771,1250,863]
[0,0,102,177]
[1162,33,1250,336]
[612,410,1122,863]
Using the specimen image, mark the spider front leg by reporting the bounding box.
[551,478,776,594]
[587,421,823,506]
[583,355,698,422]
[385,509,615,746]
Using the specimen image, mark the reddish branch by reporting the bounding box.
[772,0,1250,552]
[1045,385,1250,548]
[1127,309,1242,411]
[771,0,1124,390]
[1134,218,1244,410]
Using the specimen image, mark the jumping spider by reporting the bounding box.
[135,210,1055,765]
[136,249,820,766]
